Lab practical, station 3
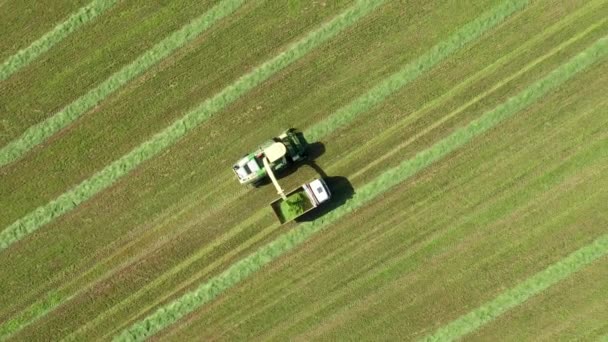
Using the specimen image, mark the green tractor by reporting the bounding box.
[232,128,307,186]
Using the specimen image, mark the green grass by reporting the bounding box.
[468,262,608,341]
[306,0,530,142]
[0,0,117,81]
[277,190,310,223]
[116,30,606,342]
[0,0,385,252]
[0,0,528,336]
[2,0,607,340]
[0,0,88,61]
[423,233,608,341]
[167,62,607,341]
[0,0,245,167]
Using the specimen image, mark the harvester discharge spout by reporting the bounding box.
[263,143,288,201]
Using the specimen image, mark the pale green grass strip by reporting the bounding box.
[306,0,530,142]
[0,0,246,167]
[82,1,531,336]
[0,291,63,340]
[115,31,608,342]
[0,0,117,81]
[0,0,386,250]
[75,1,530,334]
[422,233,608,342]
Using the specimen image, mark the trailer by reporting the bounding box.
[270,178,331,224]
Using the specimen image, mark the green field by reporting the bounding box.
[0,0,606,340]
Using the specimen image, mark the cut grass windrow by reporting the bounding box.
[67,2,533,335]
[115,33,608,342]
[0,0,117,81]
[422,233,608,342]
[0,291,64,340]
[0,0,386,253]
[0,0,246,167]
[306,0,530,142]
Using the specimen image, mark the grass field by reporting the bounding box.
[0,0,606,340]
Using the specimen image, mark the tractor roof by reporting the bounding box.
[263,142,287,163]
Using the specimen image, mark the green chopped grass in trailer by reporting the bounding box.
[271,188,313,223]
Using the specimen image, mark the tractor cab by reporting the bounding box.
[232,129,308,186]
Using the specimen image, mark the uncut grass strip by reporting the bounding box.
[2,0,528,314]
[249,137,608,341]
[305,0,531,142]
[108,0,541,313]
[0,291,66,340]
[422,233,608,342]
[0,197,226,339]
[350,17,608,179]
[65,210,271,341]
[1,178,248,338]
[223,138,608,338]
[122,5,600,324]
[0,0,386,253]
[8,1,588,332]
[207,26,608,332]
[220,150,607,341]
[296,158,608,340]
[0,0,117,81]
[0,0,246,167]
[192,97,604,336]
[115,34,607,342]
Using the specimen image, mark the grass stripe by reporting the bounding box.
[306,0,530,142]
[0,0,386,253]
[91,1,529,334]
[0,0,246,167]
[0,291,64,340]
[421,233,608,341]
[80,0,532,332]
[0,0,117,81]
[71,2,532,335]
[115,30,608,342]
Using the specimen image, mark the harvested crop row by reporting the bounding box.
[306,0,530,142]
[0,0,246,167]
[0,291,63,340]
[0,0,117,81]
[422,233,608,341]
[115,33,607,342]
[0,0,387,252]
[68,2,532,334]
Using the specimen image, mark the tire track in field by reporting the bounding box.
[0,0,117,81]
[0,0,246,167]
[349,17,608,179]
[2,0,581,336]
[1,0,585,335]
[422,235,608,341]
[304,0,531,142]
[0,0,386,253]
[207,96,607,338]
[76,1,534,336]
[262,114,608,341]
[116,29,607,342]
[123,0,587,328]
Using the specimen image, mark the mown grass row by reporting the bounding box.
[115,32,607,342]
[0,0,117,81]
[0,0,246,167]
[0,0,386,253]
[305,0,530,142]
[423,233,608,341]
[74,1,530,333]
[0,291,63,340]
[190,20,608,334]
